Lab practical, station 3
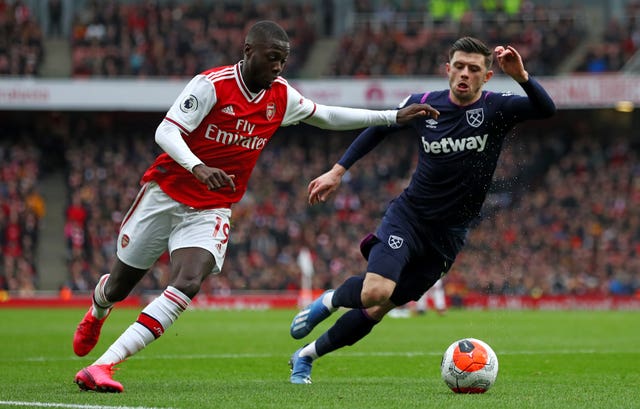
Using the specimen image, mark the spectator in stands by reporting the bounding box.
[0,138,43,295]
[70,1,316,78]
[329,1,585,77]
[48,0,63,38]
[0,0,44,76]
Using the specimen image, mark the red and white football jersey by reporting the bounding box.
[142,62,316,209]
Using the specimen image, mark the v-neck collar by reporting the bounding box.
[235,61,266,104]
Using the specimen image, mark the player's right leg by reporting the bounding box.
[73,182,174,391]
[74,183,163,357]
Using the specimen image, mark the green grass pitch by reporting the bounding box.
[0,307,638,409]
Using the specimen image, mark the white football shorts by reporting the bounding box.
[116,182,231,273]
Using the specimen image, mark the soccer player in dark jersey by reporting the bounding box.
[288,37,556,384]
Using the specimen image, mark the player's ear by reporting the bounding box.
[484,70,493,83]
[243,43,253,58]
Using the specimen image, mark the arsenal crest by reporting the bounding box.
[388,235,404,249]
[121,234,130,248]
[266,102,276,121]
[466,108,484,128]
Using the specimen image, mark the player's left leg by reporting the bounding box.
[74,183,167,358]
[74,203,231,392]
[290,241,402,383]
[290,247,447,384]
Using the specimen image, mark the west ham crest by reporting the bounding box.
[388,235,404,249]
[266,102,276,121]
[466,108,484,128]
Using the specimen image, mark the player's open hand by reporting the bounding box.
[308,164,346,205]
[396,103,440,124]
[192,164,236,192]
[495,46,528,82]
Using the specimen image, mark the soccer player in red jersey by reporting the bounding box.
[71,20,437,392]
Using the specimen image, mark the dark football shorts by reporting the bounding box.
[359,200,467,306]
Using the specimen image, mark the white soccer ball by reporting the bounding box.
[440,338,499,393]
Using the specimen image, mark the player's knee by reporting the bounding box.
[106,261,148,302]
[361,274,395,307]
[171,277,202,299]
[169,249,214,298]
[361,285,393,307]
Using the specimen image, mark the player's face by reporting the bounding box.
[446,51,493,106]
[242,39,289,93]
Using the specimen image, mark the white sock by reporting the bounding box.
[322,290,337,312]
[299,341,319,360]
[92,274,113,319]
[94,286,190,365]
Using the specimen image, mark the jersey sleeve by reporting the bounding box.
[281,83,317,126]
[165,75,218,133]
[495,77,556,121]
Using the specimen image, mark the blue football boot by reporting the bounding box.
[289,347,313,384]
[290,290,334,339]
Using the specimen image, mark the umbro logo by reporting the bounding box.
[221,105,235,115]
[425,118,438,128]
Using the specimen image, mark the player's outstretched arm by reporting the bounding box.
[495,45,556,118]
[308,164,345,205]
[303,103,438,130]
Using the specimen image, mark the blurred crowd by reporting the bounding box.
[0,0,44,76]
[1,111,639,300]
[576,0,640,73]
[69,0,316,78]
[0,133,45,295]
[449,132,640,302]
[1,0,639,301]
[36,112,634,300]
[327,0,586,77]
[1,0,639,78]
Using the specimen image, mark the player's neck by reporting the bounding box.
[448,91,482,107]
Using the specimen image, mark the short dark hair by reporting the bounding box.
[246,20,289,45]
[449,37,493,69]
